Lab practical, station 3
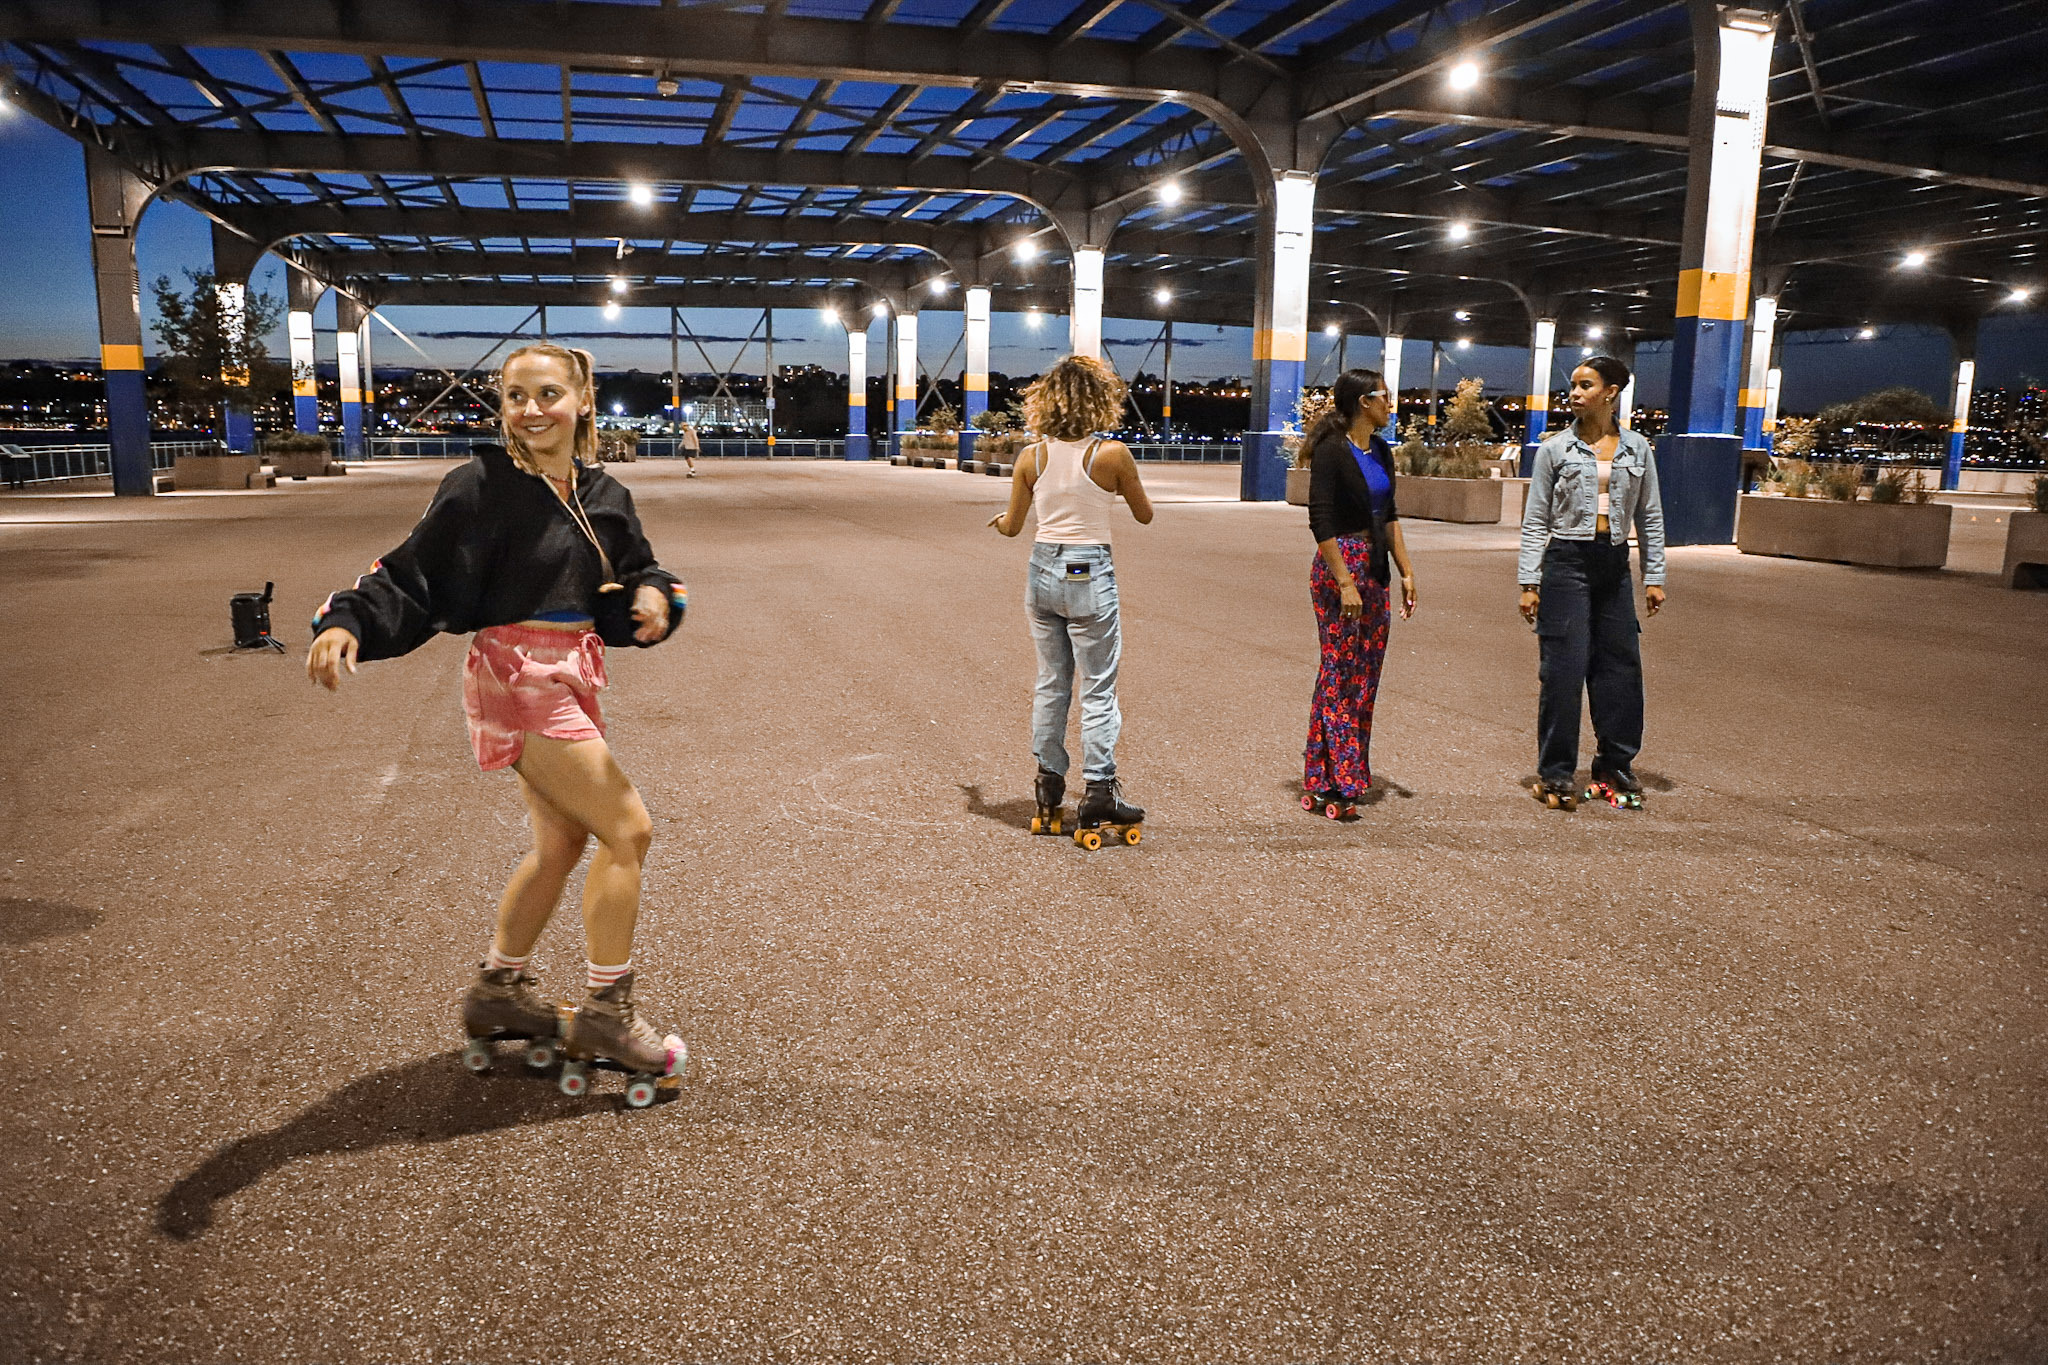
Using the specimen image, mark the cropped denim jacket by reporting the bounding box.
[1517,425,1667,587]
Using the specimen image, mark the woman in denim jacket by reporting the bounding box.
[1517,355,1666,810]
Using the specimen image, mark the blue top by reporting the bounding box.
[1348,438,1393,515]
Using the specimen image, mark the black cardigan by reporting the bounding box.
[312,443,683,660]
[1306,427,1400,586]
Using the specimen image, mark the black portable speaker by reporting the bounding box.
[231,582,278,650]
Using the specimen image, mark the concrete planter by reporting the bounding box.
[268,449,340,479]
[1398,475,1503,524]
[173,454,269,490]
[2002,509,2048,588]
[1736,494,1951,569]
[1285,466,1310,506]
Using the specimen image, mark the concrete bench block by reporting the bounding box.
[2003,509,2048,588]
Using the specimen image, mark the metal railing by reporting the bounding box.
[367,434,847,460]
[1,441,209,486]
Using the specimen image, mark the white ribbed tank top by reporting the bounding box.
[1031,436,1118,546]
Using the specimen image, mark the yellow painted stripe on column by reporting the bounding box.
[849,393,865,407]
[1739,388,1763,408]
[1252,329,1308,363]
[101,344,144,371]
[1526,393,1547,410]
[1677,268,1749,321]
[964,376,988,392]
[895,383,914,400]
[1952,417,1969,433]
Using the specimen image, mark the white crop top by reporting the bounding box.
[1032,436,1118,545]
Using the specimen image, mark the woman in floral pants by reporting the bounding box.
[1302,369,1417,818]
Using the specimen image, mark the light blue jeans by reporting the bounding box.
[1027,542,1122,782]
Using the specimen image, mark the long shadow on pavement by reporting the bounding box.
[156,1052,601,1241]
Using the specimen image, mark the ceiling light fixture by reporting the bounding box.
[1901,249,1928,268]
[1154,287,1172,305]
[2008,287,2035,304]
[1026,308,1043,328]
[1857,326,1876,339]
[1587,326,1604,339]
[929,278,950,295]
[1324,323,1341,337]
[1013,239,1040,263]
[1448,221,1472,242]
[1457,338,1472,350]
[1454,309,1470,321]
[1159,180,1184,206]
[609,275,628,294]
[1448,60,1481,91]
[628,183,654,207]
[820,307,841,325]
[872,302,889,318]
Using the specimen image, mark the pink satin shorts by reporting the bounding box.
[461,624,608,771]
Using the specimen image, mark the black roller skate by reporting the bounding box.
[1531,778,1578,811]
[460,965,567,1073]
[1301,789,1358,820]
[558,973,688,1109]
[1030,766,1066,836]
[1585,767,1645,810]
[1074,777,1144,850]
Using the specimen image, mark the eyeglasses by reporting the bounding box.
[1367,390,1390,401]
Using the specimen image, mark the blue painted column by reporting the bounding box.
[893,311,918,459]
[210,221,263,453]
[1659,7,1777,544]
[335,294,366,462]
[287,267,323,434]
[1519,317,1557,473]
[961,286,991,463]
[844,325,870,461]
[1245,171,1316,501]
[84,146,153,497]
[1379,333,1404,442]
[1943,329,1977,490]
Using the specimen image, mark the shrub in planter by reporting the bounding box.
[1870,464,1935,505]
[1815,461,1864,502]
[2033,475,2048,514]
[263,432,336,478]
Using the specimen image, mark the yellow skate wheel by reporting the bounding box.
[1030,815,1044,834]
[1077,829,1102,850]
[1050,817,1062,835]
[1123,825,1142,846]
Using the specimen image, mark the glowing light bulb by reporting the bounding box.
[1448,60,1480,91]
[1026,309,1043,328]
[929,278,950,295]
[628,183,654,207]
[1587,326,1604,340]
[609,276,627,294]
[1457,338,1472,350]
[1448,221,1472,243]
[1901,250,1928,268]
[2008,287,2035,304]
[1857,326,1875,339]
[1324,323,1341,337]
[820,307,840,325]
[1013,239,1040,263]
[1154,287,1172,305]
[1159,180,1184,206]
[872,302,889,318]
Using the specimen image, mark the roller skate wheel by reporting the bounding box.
[524,1039,558,1070]
[1050,817,1062,835]
[558,1062,589,1097]
[1030,815,1043,834]
[625,1077,659,1108]
[1123,825,1142,846]
[1077,829,1102,851]
[461,1039,493,1073]
[1301,794,1317,811]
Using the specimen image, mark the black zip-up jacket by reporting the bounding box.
[1305,427,1400,586]
[312,443,682,660]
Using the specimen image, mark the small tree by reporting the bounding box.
[1431,376,1496,478]
[1393,416,1433,477]
[1816,386,1947,459]
[148,269,289,428]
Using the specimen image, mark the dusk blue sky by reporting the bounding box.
[4,107,2044,411]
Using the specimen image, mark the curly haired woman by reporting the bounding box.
[306,343,692,1104]
[987,353,1155,841]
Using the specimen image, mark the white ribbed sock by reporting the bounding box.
[587,959,631,992]
[486,946,529,974]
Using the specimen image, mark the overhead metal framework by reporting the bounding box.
[2,0,2043,346]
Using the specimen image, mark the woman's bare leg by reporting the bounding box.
[490,772,590,959]
[511,734,652,966]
